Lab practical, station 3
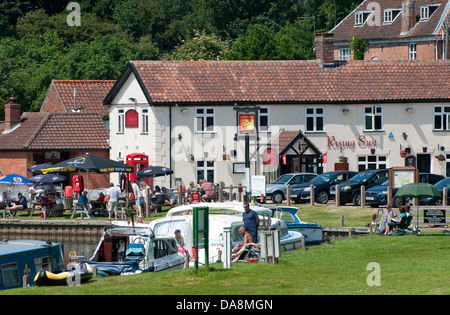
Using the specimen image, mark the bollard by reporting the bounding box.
[23,275,28,288]
[360,186,366,207]
[335,184,340,207]
[310,184,315,206]
[286,184,291,206]
[223,226,232,268]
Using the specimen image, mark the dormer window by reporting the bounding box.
[355,12,372,26]
[420,5,439,21]
[383,9,401,24]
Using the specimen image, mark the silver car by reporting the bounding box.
[266,173,317,204]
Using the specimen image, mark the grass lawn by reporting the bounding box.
[2,202,449,295]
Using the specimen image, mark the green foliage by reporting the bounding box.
[350,34,368,60]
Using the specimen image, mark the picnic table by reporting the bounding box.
[0,200,14,218]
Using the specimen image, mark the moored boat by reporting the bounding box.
[81,225,186,277]
[0,239,64,290]
[34,262,93,286]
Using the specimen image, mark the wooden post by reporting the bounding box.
[340,215,344,227]
[145,187,150,217]
[23,275,28,288]
[229,185,234,202]
[219,181,224,202]
[360,186,365,207]
[238,184,242,202]
[335,184,340,207]
[286,184,291,206]
[310,184,315,206]
[444,187,448,206]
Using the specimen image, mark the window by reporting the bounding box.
[196,160,215,183]
[364,106,383,131]
[142,109,149,134]
[420,5,439,21]
[195,108,215,132]
[306,107,324,132]
[259,107,269,132]
[357,156,387,172]
[35,256,54,273]
[409,43,417,60]
[338,48,351,61]
[433,106,450,131]
[354,12,372,26]
[1,263,20,287]
[383,9,401,24]
[117,109,124,133]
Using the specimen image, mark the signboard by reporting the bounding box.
[238,113,256,136]
[191,192,200,203]
[393,170,416,189]
[424,209,446,224]
[251,175,266,197]
[388,167,418,205]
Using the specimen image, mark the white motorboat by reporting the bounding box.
[115,202,304,265]
[82,225,186,277]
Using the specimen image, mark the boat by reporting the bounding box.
[34,262,93,286]
[115,202,304,265]
[267,206,323,245]
[0,239,65,290]
[81,224,186,277]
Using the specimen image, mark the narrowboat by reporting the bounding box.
[0,239,64,290]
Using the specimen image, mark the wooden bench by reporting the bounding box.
[71,202,92,219]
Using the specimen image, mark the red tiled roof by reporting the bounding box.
[43,80,115,115]
[331,0,449,42]
[129,60,450,104]
[0,112,108,151]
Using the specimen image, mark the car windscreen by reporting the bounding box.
[272,174,293,184]
[348,171,378,182]
[310,173,332,183]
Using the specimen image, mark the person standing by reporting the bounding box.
[242,202,260,243]
[106,183,119,221]
[131,181,143,219]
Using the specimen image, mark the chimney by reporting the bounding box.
[401,0,416,35]
[315,33,335,65]
[4,97,21,130]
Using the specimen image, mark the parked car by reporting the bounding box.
[266,173,317,204]
[419,177,450,205]
[365,173,445,208]
[290,171,358,204]
[329,169,389,206]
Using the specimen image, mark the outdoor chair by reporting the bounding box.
[235,245,261,262]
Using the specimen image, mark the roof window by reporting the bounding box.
[354,11,372,26]
[383,9,401,24]
[420,5,439,21]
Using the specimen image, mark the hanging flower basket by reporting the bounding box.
[338,155,348,163]
[222,154,229,160]
[435,154,445,162]
[400,151,407,158]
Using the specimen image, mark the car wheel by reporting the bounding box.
[272,192,284,204]
[316,190,329,204]
[353,193,361,206]
[393,197,403,208]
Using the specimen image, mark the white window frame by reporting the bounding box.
[195,108,215,133]
[196,160,215,183]
[364,106,383,131]
[355,12,364,26]
[433,105,450,131]
[357,155,388,171]
[141,108,149,134]
[305,107,324,132]
[409,43,417,60]
[383,9,401,24]
[338,48,351,61]
[420,6,430,21]
[117,109,124,134]
[259,107,270,132]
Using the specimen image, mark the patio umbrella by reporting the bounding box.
[394,183,441,234]
[41,153,133,191]
[0,174,29,185]
[29,174,66,185]
[28,163,52,174]
[136,166,174,178]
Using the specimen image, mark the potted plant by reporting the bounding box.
[335,155,349,171]
[400,150,407,158]
[435,154,445,162]
[222,154,229,160]
[338,155,348,163]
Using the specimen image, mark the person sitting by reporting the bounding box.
[200,180,216,202]
[50,192,64,217]
[151,186,165,213]
[96,192,105,203]
[231,226,256,263]
[5,193,27,217]
[77,191,89,209]
[386,206,408,234]
[161,187,177,208]
[174,229,189,256]
[0,191,13,217]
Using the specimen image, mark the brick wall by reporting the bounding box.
[41,84,66,113]
[66,151,111,190]
[0,151,31,177]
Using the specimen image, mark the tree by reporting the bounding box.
[349,35,368,60]
[166,31,230,60]
[225,24,276,60]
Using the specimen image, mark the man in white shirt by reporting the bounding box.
[105,183,119,221]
